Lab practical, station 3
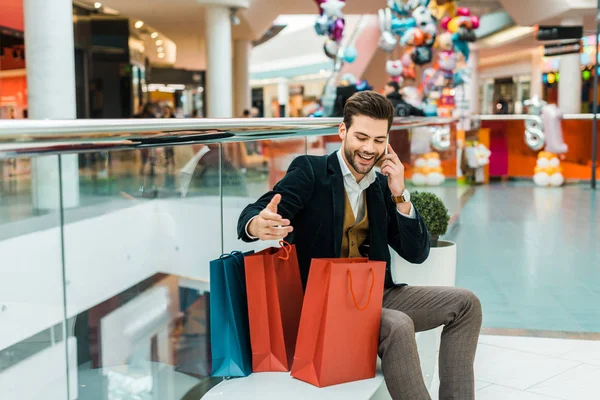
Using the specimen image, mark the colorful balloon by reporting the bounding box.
[343,46,358,63]
[314,14,329,35]
[330,18,345,42]
[320,0,345,18]
[323,39,339,59]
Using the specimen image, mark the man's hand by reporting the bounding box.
[248,194,294,240]
[381,144,412,215]
[381,144,406,196]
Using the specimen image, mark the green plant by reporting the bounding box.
[411,191,450,247]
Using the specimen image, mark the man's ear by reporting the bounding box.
[338,122,347,141]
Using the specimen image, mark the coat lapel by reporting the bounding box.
[327,152,345,257]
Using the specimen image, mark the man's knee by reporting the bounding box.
[455,288,482,322]
[381,310,415,343]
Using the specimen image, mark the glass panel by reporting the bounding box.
[0,155,73,399]
[62,144,222,400]
[222,137,307,253]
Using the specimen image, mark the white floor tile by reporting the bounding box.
[475,380,493,391]
[477,385,566,400]
[479,335,583,358]
[558,341,600,366]
[475,344,580,390]
[528,364,600,400]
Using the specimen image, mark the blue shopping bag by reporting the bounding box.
[210,250,254,377]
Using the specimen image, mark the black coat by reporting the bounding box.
[237,152,430,289]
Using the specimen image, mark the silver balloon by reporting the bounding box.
[378,31,397,52]
[430,125,451,152]
[525,116,545,151]
[323,39,339,59]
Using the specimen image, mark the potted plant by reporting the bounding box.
[410,191,450,247]
[392,191,456,287]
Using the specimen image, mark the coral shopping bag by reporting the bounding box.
[209,251,253,377]
[244,241,304,372]
[291,258,385,387]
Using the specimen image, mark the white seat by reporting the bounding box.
[202,329,439,400]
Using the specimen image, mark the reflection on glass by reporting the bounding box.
[0,155,72,399]
[62,145,222,399]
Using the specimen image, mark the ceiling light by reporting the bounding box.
[135,20,144,29]
[94,2,102,9]
[158,53,165,59]
[155,40,163,46]
[157,47,164,53]
[151,32,159,39]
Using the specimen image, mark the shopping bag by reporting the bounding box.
[244,241,304,372]
[209,250,254,377]
[291,258,386,387]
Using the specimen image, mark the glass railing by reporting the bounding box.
[0,116,465,400]
[0,115,597,399]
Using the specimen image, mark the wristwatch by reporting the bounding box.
[391,188,410,204]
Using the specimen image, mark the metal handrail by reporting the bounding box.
[0,113,596,158]
[0,116,456,158]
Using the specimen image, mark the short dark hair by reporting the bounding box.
[343,91,394,132]
[386,81,400,92]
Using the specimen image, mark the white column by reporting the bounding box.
[24,0,79,210]
[234,40,252,117]
[530,47,544,100]
[467,48,480,115]
[558,17,583,114]
[205,6,233,118]
[277,78,289,117]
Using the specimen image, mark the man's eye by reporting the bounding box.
[357,137,367,141]
[375,140,385,144]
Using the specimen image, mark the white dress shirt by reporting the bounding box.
[245,151,414,239]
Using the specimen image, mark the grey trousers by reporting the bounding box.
[379,286,482,400]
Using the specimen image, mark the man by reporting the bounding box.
[384,81,425,117]
[237,91,481,400]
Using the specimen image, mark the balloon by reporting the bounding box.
[471,15,480,29]
[320,0,345,18]
[457,27,477,42]
[323,39,339,59]
[378,31,398,52]
[343,46,358,63]
[424,104,438,116]
[401,27,426,46]
[452,34,470,59]
[388,0,408,15]
[415,158,427,168]
[356,80,372,91]
[314,14,329,35]
[386,59,404,78]
[427,172,445,186]
[456,7,470,17]
[426,157,441,168]
[330,18,345,41]
[550,173,564,187]
[533,172,550,186]
[412,173,427,186]
[391,17,416,35]
[537,157,550,168]
[430,125,451,151]
[411,46,432,65]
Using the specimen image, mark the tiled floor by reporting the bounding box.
[451,183,600,332]
[471,334,600,400]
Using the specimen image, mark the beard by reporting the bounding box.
[343,143,383,176]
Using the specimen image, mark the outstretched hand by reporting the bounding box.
[248,194,294,240]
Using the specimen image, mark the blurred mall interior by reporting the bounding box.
[1,0,599,399]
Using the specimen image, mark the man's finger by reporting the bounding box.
[387,143,396,155]
[259,209,283,221]
[266,194,281,213]
[266,226,294,236]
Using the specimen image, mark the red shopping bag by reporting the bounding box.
[244,241,304,372]
[291,258,385,387]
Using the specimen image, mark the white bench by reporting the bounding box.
[202,328,439,399]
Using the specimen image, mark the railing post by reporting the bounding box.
[592,2,599,190]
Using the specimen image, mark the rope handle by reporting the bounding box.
[278,240,291,260]
[348,268,375,311]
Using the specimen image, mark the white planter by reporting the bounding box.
[391,240,457,287]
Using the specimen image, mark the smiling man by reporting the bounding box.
[237,91,482,400]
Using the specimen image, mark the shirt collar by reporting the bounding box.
[336,150,377,188]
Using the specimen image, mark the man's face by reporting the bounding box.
[384,84,395,95]
[339,115,388,178]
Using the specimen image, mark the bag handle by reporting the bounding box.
[278,240,292,260]
[347,268,375,311]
